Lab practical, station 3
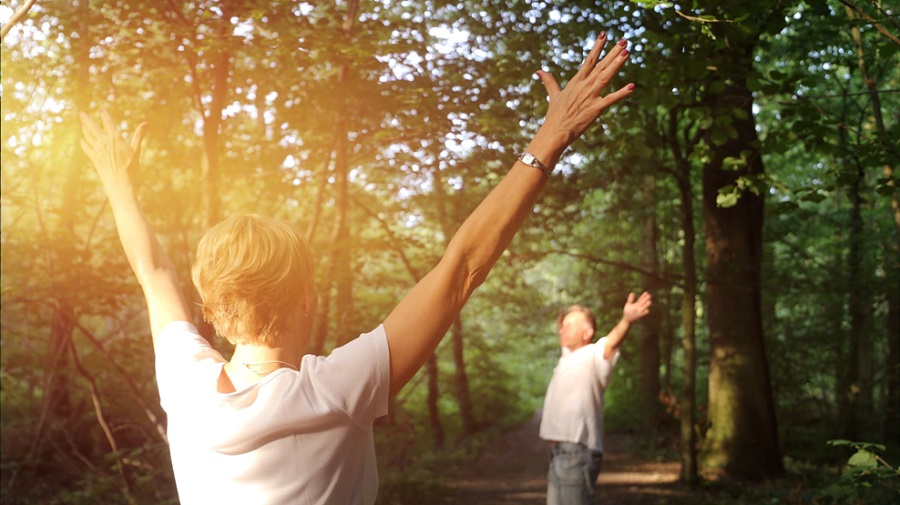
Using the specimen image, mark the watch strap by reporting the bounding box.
[516,152,551,177]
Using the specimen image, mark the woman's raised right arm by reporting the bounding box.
[383,32,634,397]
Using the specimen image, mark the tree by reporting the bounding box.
[687,1,787,480]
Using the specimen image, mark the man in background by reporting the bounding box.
[540,292,652,505]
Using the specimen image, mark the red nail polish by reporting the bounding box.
[618,39,627,46]
[627,83,636,90]
[621,49,629,57]
[599,31,606,39]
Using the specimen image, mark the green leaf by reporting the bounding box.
[847,450,877,469]
[769,200,798,216]
[711,128,729,146]
[717,185,739,208]
[760,83,780,95]
[876,178,897,196]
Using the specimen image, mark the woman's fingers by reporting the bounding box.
[575,32,608,81]
[596,82,635,110]
[79,111,147,175]
[100,110,119,139]
[588,40,628,90]
[536,70,562,98]
[79,112,104,146]
[79,138,93,159]
[129,122,149,163]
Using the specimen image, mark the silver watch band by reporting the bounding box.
[516,152,551,177]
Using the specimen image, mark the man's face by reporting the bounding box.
[558,311,593,351]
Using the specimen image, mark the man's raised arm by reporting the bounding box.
[603,291,652,360]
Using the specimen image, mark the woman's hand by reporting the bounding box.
[79,110,192,343]
[79,110,148,191]
[532,33,634,161]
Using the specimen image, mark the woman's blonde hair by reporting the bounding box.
[191,214,315,346]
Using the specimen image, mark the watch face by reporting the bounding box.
[518,153,550,176]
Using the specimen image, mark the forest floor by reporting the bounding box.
[444,410,690,505]
[436,411,897,505]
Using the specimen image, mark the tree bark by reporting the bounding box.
[886,289,900,453]
[0,0,37,42]
[676,169,699,485]
[450,317,477,435]
[700,78,782,480]
[330,127,354,346]
[434,169,477,435]
[640,174,662,432]
[322,0,359,348]
[426,354,446,449]
[16,0,89,492]
[843,158,874,439]
[666,108,700,485]
[845,4,900,447]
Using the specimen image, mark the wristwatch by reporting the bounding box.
[516,152,551,177]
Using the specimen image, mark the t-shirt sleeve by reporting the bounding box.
[155,320,225,413]
[302,325,390,426]
[593,336,620,389]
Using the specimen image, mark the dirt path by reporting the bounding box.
[445,410,687,505]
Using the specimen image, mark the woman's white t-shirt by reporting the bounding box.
[155,321,390,505]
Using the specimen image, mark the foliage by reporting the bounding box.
[820,440,900,504]
[2,0,898,501]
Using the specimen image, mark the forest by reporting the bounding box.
[1,0,898,503]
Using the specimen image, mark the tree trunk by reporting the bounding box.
[667,110,700,485]
[331,128,354,346]
[325,1,359,348]
[200,49,229,230]
[17,0,90,491]
[426,354,445,449]
[886,289,900,453]
[175,5,232,343]
[844,158,874,439]
[845,4,900,448]
[700,78,781,480]
[310,281,332,356]
[434,170,476,435]
[676,170,698,485]
[450,317,477,435]
[640,174,662,432]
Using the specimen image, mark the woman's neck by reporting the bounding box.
[231,343,300,374]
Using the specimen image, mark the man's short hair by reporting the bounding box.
[557,304,597,332]
[191,214,315,346]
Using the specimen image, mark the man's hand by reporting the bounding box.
[622,291,652,323]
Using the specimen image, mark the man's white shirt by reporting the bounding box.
[539,337,619,453]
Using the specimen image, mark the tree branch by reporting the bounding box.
[70,318,169,445]
[0,0,37,43]
[837,0,900,46]
[69,339,138,505]
[349,192,424,283]
[512,249,684,289]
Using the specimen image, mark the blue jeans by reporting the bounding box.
[546,442,603,505]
